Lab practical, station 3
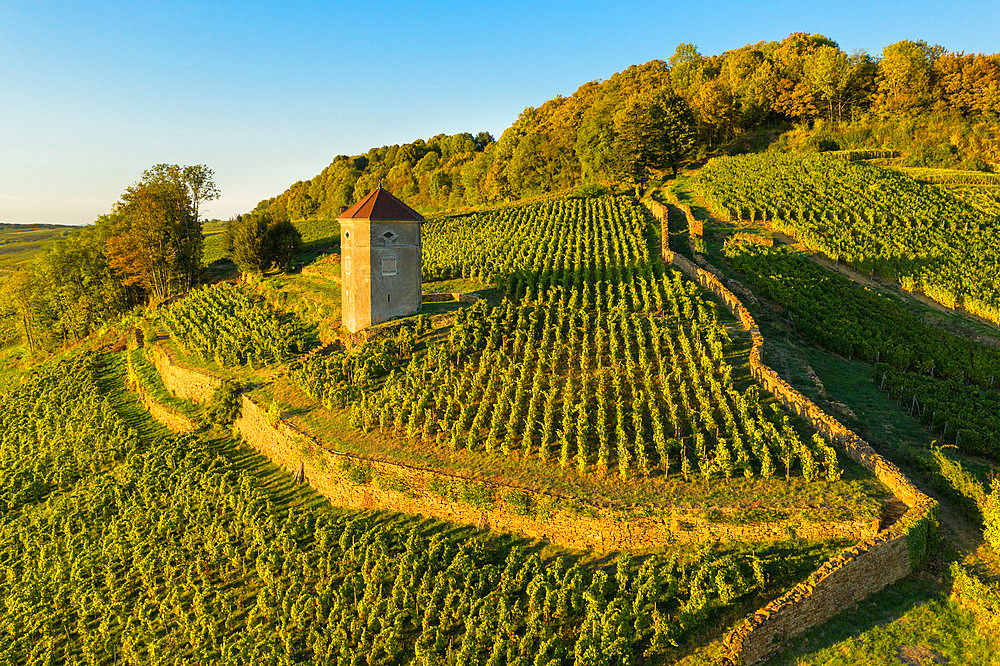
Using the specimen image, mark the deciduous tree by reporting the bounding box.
[105,171,198,302]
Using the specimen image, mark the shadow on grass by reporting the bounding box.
[768,576,956,666]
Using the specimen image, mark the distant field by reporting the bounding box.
[0,223,75,272]
[0,217,339,272]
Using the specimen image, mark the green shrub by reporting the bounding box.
[459,481,494,511]
[205,379,242,427]
[503,489,534,516]
[951,562,1000,633]
[984,478,1000,555]
[374,469,413,497]
[266,399,281,426]
[931,446,988,515]
[427,477,456,501]
[338,459,371,486]
[575,183,608,198]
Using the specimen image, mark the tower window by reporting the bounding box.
[388,294,391,303]
[381,256,397,276]
[382,230,397,245]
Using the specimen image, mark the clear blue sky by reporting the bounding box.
[2,0,997,225]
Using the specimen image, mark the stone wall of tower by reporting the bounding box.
[341,218,422,332]
[340,219,371,333]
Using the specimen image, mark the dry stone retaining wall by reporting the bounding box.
[149,343,221,403]
[645,199,937,665]
[146,342,872,552]
[230,394,871,551]
[660,191,704,236]
[125,350,197,434]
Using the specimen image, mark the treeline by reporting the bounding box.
[0,165,217,354]
[253,132,496,221]
[255,33,1000,220]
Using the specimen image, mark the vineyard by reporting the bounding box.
[876,364,1000,458]
[897,167,1000,187]
[0,349,842,665]
[946,185,1000,217]
[723,243,1000,386]
[0,353,139,513]
[692,153,1000,323]
[724,241,1000,461]
[160,281,318,368]
[295,197,842,484]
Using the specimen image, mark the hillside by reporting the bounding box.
[252,33,999,223]
[3,29,1000,666]
[3,180,999,664]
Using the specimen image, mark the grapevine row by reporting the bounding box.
[0,353,139,513]
[724,242,1000,387]
[1,389,812,664]
[693,153,1000,323]
[161,282,317,368]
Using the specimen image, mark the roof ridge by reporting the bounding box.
[337,186,423,222]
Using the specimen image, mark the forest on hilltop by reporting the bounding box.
[253,32,1000,220]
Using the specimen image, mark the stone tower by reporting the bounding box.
[338,186,424,333]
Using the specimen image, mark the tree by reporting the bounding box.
[805,45,854,121]
[226,211,301,278]
[105,170,198,302]
[653,95,698,176]
[141,164,218,289]
[181,165,221,222]
[1,269,39,354]
[875,40,944,112]
[266,217,302,273]
[668,43,705,101]
[691,78,736,146]
[33,223,132,344]
[612,91,697,191]
[227,213,271,278]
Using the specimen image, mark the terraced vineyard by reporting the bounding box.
[724,240,1000,461]
[0,347,840,664]
[160,281,318,368]
[723,243,1000,385]
[297,197,843,484]
[692,153,1000,323]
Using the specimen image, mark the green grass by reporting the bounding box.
[769,577,999,665]
[421,276,490,294]
[262,273,342,344]
[202,219,229,265]
[294,218,340,263]
[129,347,202,419]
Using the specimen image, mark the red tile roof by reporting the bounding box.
[337,185,423,222]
